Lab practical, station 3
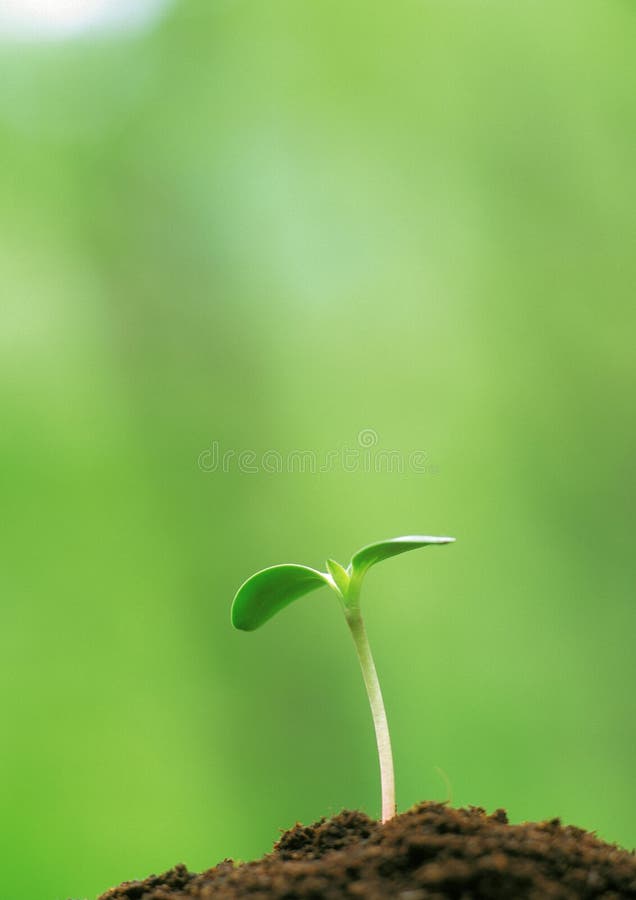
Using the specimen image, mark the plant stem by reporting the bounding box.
[344,605,396,823]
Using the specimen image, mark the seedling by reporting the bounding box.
[231,535,455,823]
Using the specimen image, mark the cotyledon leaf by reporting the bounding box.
[231,564,333,631]
[349,535,455,582]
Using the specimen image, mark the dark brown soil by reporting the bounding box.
[97,802,636,899]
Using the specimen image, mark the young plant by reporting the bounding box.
[231,535,455,823]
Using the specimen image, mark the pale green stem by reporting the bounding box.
[344,605,396,823]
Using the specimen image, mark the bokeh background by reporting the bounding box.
[1,1,635,898]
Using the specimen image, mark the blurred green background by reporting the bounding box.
[1,1,635,898]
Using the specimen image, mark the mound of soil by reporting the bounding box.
[97,802,636,899]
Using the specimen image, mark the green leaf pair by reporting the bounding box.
[231,535,455,631]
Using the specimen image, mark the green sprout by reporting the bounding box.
[231,535,455,823]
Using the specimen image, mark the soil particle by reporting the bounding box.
[97,802,636,899]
